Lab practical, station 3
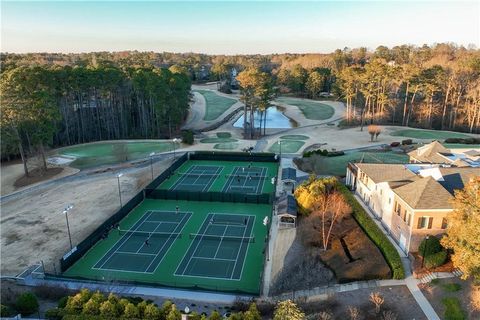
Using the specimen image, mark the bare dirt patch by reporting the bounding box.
[420,277,479,320]
[13,167,64,188]
[0,158,173,276]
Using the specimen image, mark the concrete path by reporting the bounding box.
[353,194,441,320]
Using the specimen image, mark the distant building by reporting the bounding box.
[346,163,478,254]
[408,141,480,167]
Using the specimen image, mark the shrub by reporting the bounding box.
[303,149,344,158]
[418,236,442,257]
[442,283,462,292]
[390,142,400,147]
[401,139,413,145]
[444,138,462,144]
[0,304,14,317]
[58,296,69,308]
[337,184,405,279]
[181,130,194,145]
[45,308,64,320]
[444,137,480,144]
[442,297,466,320]
[16,292,39,315]
[425,251,447,268]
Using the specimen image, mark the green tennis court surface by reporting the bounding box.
[93,210,191,273]
[158,160,278,194]
[175,213,254,280]
[63,199,272,294]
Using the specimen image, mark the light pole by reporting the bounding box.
[172,138,181,160]
[279,140,282,159]
[421,235,430,269]
[263,216,270,261]
[62,204,74,250]
[116,173,123,208]
[149,152,155,180]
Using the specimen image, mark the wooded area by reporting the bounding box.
[0,62,191,175]
[1,43,479,172]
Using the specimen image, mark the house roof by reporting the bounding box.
[277,195,297,217]
[282,168,297,181]
[393,176,454,209]
[355,163,418,183]
[437,167,479,194]
[408,141,450,163]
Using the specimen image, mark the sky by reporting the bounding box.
[1,1,479,54]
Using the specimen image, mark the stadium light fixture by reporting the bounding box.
[149,152,155,180]
[172,138,181,160]
[61,204,74,250]
[116,173,123,207]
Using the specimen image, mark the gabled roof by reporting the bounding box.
[277,194,297,217]
[282,168,297,181]
[393,176,453,209]
[408,141,450,163]
[355,163,418,183]
[438,167,479,194]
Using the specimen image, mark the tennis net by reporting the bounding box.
[189,233,255,243]
[118,229,182,239]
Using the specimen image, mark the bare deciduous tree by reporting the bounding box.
[369,292,384,314]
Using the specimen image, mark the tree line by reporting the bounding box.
[0,64,191,175]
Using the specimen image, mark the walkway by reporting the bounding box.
[353,193,441,320]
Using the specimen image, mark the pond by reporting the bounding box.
[233,106,297,129]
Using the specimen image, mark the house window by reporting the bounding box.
[395,202,402,216]
[380,189,383,195]
[442,218,448,229]
[417,216,433,229]
[389,198,391,204]
[406,212,412,226]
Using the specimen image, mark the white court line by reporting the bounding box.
[204,166,224,192]
[116,251,157,256]
[94,210,155,270]
[213,225,229,258]
[170,165,198,191]
[146,212,190,273]
[135,221,167,253]
[229,216,252,280]
[173,214,212,276]
[190,256,237,262]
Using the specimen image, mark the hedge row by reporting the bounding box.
[338,184,405,279]
[303,149,345,158]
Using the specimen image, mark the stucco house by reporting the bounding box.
[346,163,478,253]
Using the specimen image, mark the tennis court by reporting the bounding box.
[93,210,191,273]
[175,213,254,280]
[63,199,272,294]
[170,165,223,192]
[222,166,268,194]
[158,160,278,195]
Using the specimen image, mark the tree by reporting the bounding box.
[82,299,100,316]
[143,303,161,320]
[244,303,261,320]
[441,177,480,280]
[15,292,39,315]
[367,125,382,142]
[123,303,140,319]
[99,300,119,318]
[166,304,181,320]
[209,310,222,320]
[306,71,325,98]
[273,300,305,320]
[369,292,384,314]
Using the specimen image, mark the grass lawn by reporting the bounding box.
[276,97,335,120]
[213,142,239,150]
[216,132,232,138]
[444,143,480,149]
[195,90,237,121]
[390,129,472,140]
[200,137,238,144]
[442,297,466,320]
[60,141,175,169]
[269,140,305,153]
[296,151,409,176]
[280,134,309,140]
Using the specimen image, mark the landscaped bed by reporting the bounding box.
[276,97,335,120]
[199,137,238,143]
[59,141,176,169]
[295,151,409,176]
[420,277,478,320]
[269,140,305,153]
[195,90,237,121]
[279,134,309,140]
[213,142,239,150]
[390,129,472,140]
